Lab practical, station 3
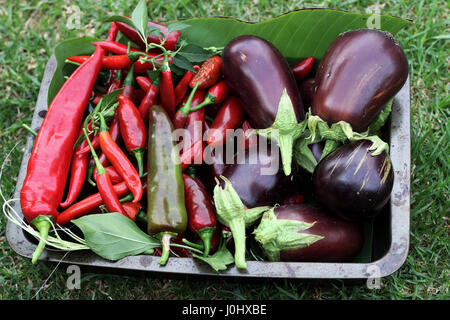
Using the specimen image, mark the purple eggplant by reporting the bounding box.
[312,29,408,132]
[222,35,304,175]
[253,204,364,262]
[219,140,299,208]
[312,140,394,221]
[298,77,316,112]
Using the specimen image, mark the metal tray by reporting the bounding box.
[6,55,411,279]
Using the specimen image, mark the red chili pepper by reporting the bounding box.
[56,181,130,225]
[94,113,121,172]
[77,120,100,155]
[93,40,145,55]
[206,96,244,146]
[182,89,206,153]
[67,55,131,70]
[173,82,199,129]
[94,165,123,185]
[139,87,159,123]
[107,69,123,94]
[121,202,143,221]
[98,114,143,203]
[291,56,315,81]
[180,140,203,171]
[182,174,217,256]
[189,56,222,89]
[107,22,118,42]
[282,194,306,205]
[159,58,176,118]
[60,129,90,208]
[84,128,125,216]
[189,80,229,112]
[174,69,195,106]
[136,76,152,91]
[117,95,147,177]
[115,19,181,51]
[122,64,135,99]
[20,45,104,263]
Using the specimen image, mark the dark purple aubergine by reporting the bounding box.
[312,29,408,132]
[220,141,299,208]
[312,140,394,221]
[222,35,304,129]
[272,204,364,262]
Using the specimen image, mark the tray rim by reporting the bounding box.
[5,55,411,279]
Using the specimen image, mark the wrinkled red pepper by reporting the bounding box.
[20,45,105,263]
[189,56,222,89]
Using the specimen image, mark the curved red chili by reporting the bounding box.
[174,69,196,106]
[20,45,105,263]
[93,40,145,55]
[98,114,142,203]
[180,140,203,171]
[189,56,222,89]
[67,55,131,70]
[107,22,118,42]
[121,202,143,221]
[173,82,199,129]
[206,96,244,146]
[136,76,152,91]
[159,58,176,118]
[60,129,90,208]
[182,89,206,154]
[291,56,315,81]
[56,181,130,225]
[84,128,125,215]
[117,95,147,177]
[182,174,217,256]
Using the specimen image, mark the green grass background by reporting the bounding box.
[0,0,448,300]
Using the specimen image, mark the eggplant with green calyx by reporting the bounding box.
[312,139,394,221]
[220,139,300,208]
[253,204,364,262]
[222,35,305,176]
[312,29,408,132]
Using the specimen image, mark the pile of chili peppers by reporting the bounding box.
[20,19,315,265]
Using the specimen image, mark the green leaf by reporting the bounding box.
[131,0,148,42]
[168,22,191,34]
[192,240,234,273]
[48,36,99,105]
[179,9,410,62]
[72,213,160,261]
[172,54,196,72]
[178,43,212,63]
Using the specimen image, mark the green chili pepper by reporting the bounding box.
[146,105,188,265]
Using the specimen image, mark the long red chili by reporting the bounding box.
[182,89,206,154]
[107,22,118,42]
[180,140,203,171]
[117,95,147,177]
[138,77,159,123]
[182,174,217,256]
[291,56,315,81]
[206,96,245,146]
[84,128,125,215]
[136,76,152,91]
[174,69,196,106]
[159,57,176,118]
[98,114,142,203]
[20,45,104,263]
[189,80,229,112]
[56,181,129,225]
[173,82,199,129]
[60,129,90,208]
[189,56,222,89]
[93,40,145,55]
[115,19,180,51]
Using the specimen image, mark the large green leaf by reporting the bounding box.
[47,36,99,105]
[179,9,410,62]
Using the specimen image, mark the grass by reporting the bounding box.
[0,0,448,300]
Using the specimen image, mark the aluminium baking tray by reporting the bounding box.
[5,55,411,279]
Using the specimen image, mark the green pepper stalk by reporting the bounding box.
[213,176,270,269]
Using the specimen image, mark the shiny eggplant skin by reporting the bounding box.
[222,35,304,129]
[312,140,394,221]
[275,204,364,262]
[220,141,299,208]
[312,29,408,132]
[298,77,315,112]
